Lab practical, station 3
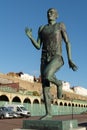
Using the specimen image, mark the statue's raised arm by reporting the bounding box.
[25,27,32,39]
[25,26,42,50]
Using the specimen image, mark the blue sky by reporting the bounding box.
[0,0,87,88]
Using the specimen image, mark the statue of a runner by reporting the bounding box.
[25,8,78,120]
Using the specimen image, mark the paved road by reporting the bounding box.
[0,114,87,130]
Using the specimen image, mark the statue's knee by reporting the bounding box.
[43,70,52,82]
[45,74,51,82]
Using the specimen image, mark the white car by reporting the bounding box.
[5,105,31,118]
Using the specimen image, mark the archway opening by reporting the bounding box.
[64,102,67,106]
[12,96,21,103]
[23,98,31,103]
[33,99,39,104]
[54,101,58,105]
[60,102,63,106]
[0,95,9,101]
[68,103,71,106]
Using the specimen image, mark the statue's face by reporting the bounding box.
[47,9,58,21]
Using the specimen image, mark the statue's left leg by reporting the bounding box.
[44,55,64,99]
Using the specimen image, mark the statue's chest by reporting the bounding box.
[41,24,60,39]
[43,25,56,35]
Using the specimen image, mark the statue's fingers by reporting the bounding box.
[73,65,78,71]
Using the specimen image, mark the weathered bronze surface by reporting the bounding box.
[23,119,78,130]
[25,8,78,120]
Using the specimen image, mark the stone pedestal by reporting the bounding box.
[22,119,79,130]
[13,128,86,130]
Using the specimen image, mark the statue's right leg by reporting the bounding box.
[40,59,52,120]
[40,85,52,120]
[41,87,52,120]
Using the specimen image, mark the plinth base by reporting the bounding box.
[13,127,86,130]
[23,120,78,130]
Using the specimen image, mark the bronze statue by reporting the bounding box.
[25,8,78,120]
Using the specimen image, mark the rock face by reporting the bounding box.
[0,73,87,101]
[0,77,13,84]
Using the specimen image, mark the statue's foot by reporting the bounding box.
[39,114,52,120]
[57,93,66,99]
[57,94,63,99]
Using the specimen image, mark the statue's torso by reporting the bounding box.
[40,23,63,61]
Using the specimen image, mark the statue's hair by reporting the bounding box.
[47,8,58,18]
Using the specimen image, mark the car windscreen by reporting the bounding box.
[20,107,27,111]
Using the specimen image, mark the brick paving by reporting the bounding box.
[0,114,87,130]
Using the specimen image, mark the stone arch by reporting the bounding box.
[59,102,63,106]
[64,102,67,106]
[12,96,21,103]
[68,103,71,106]
[23,98,31,104]
[0,95,9,101]
[33,99,39,104]
[54,101,58,105]
[72,103,74,107]
[75,104,78,107]
[84,105,86,107]
[81,104,83,107]
[78,104,80,107]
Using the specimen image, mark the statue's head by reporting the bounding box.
[47,8,58,20]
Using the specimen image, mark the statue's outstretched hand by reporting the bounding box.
[25,27,32,38]
[69,60,78,71]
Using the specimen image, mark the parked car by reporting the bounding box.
[0,106,15,119]
[6,107,20,118]
[5,104,31,118]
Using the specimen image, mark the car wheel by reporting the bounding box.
[1,115,4,119]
